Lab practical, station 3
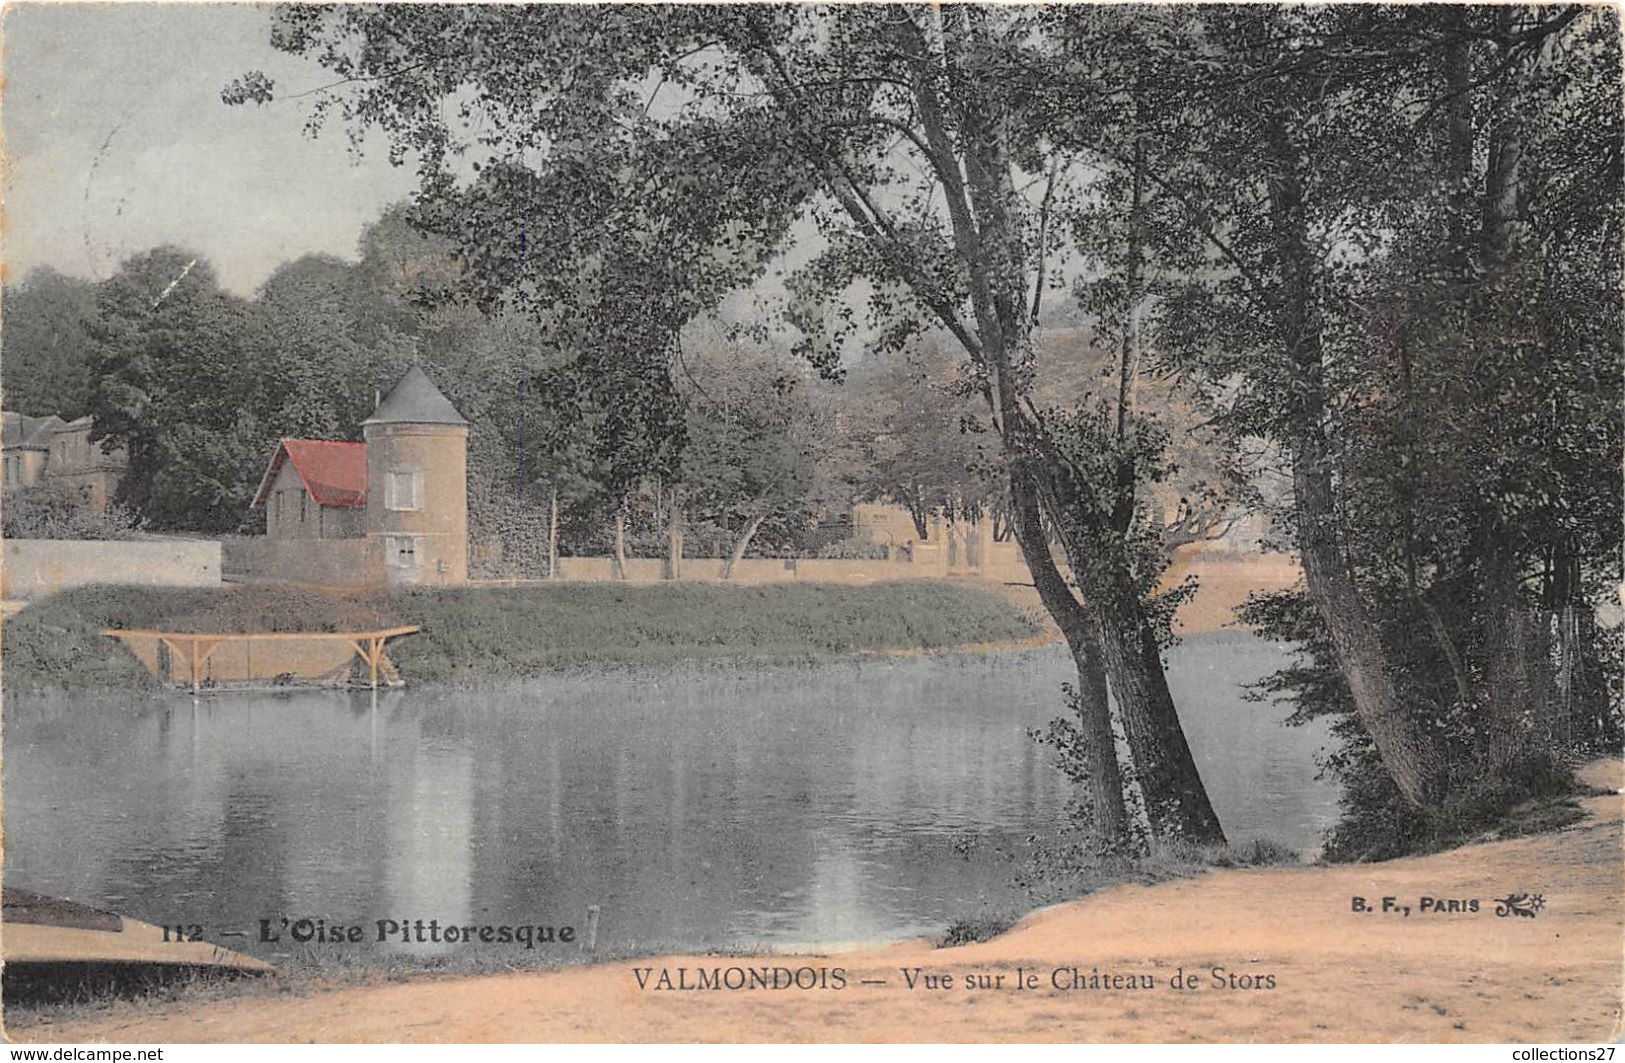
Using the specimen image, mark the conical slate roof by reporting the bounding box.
[362,366,468,427]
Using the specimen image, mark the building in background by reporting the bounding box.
[1,412,128,509]
[361,366,471,585]
[252,439,369,541]
[233,367,470,588]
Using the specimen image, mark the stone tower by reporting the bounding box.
[362,367,470,587]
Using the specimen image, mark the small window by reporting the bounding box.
[275,490,284,522]
[300,493,308,523]
[386,535,419,568]
[386,469,423,511]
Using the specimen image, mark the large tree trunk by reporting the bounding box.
[1293,440,1443,806]
[1476,536,1550,767]
[722,512,766,581]
[1027,452,1225,845]
[1110,136,1147,532]
[1066,133,1230,844]
[1090,589,1224,843]
[1444,12,1477,273]
[1545,542,1601,747]
[908,501,930,542]
[1267,120,1444,808]
[1480,30,1525,267]
[1469,22,1546,770]
[908,8,1221,845]
[1008,466,1128,848]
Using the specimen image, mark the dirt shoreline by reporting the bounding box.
[13,760,1620,1044]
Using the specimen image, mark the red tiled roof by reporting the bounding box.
[251,439,367,509]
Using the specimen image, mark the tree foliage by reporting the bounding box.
[839,339,1004,541]
[1,268,100,418]
[678,343,857,571]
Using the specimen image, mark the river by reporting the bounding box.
[3,633,1337,965]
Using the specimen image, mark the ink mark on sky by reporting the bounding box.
[82,123,126,281]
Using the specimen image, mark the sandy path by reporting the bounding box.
[14,761,1621,1044]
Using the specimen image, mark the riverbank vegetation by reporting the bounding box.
[1,581,1043,691]
[942,832,1300,948]
[1241,592,1608,863]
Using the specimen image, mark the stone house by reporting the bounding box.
[231,367,470,588]
[1,412,129,509]
[252,440,369,541]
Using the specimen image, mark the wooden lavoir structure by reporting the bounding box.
[104,625,420,691]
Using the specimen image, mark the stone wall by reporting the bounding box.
[6,531,1302,637]
[470,543,1305,632]
[220,536,384,589]
[2,538,221,600]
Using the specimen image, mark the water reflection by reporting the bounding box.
[3,635,1337,963]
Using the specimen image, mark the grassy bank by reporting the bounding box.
[2,581,1045,690]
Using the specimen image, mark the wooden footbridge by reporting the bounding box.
[103,625,420,692]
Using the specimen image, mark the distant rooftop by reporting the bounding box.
[361,366,468,428]
[2,412,65,450]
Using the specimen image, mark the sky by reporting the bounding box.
[3,2,420,296]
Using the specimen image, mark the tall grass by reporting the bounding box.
[3,581,1042,690]
[391,582,1040,680]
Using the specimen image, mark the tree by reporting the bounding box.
[2,267,100,417]
[1055,6,1620,814]
[253,252,414,440]
[678,344,856,577]
[840,338,1004,542]
[88,247,271,532]
[229,3,1231,847]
